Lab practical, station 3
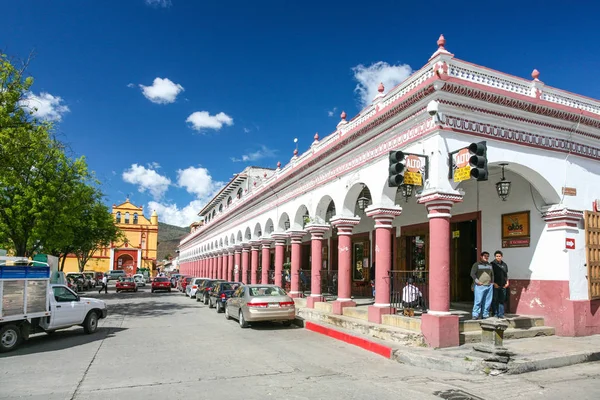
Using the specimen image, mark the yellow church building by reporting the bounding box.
[61,199,159,274]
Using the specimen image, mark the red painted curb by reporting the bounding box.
[305,321,393,358]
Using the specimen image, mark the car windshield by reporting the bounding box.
[155,278,169,282]
[249,286,286,297]
[185,278,192,283]
[121,278,134,282]
[221,283,238,291]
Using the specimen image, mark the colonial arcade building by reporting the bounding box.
[178,36,600,348]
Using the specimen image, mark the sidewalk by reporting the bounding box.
[294,300,600,376]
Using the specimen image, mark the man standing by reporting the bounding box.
[99,274,108,294]
[491,250,509,318]
[470,251,494,319]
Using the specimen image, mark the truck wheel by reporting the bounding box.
[83,312,99,334]
[0,324,22,353]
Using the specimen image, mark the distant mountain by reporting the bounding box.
[157,222,189,261]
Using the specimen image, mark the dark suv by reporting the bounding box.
[196,279,224,305]
[208,281,242,312]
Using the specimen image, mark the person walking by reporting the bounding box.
[470,251,494,319]
[99,274,108,294]
[491,250,509,318]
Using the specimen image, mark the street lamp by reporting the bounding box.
[496,163,511,201]
[284,220,290,230]
[400,184,413,202]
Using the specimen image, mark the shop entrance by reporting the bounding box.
[450,219,478,302]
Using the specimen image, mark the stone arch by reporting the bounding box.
[253,223,262,239]
[493,162,560,204]
[230,234,235,245]
[314,195,336,224]
[342,183,373,216]
[244,227,252,241]
[236,230,243,243]
[278,212,291,231]
[293,205,310,229]
[224,237,229,246]
[264,218,275,235]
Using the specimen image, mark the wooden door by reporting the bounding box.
[585,211,600,300]
[450,220,477,302]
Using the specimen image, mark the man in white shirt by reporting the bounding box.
[402,278,423,308]
[99,274,108,294]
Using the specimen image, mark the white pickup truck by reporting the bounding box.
[0,257,108,353]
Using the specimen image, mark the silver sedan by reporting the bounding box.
[225,284,296,328]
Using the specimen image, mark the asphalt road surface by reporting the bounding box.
[1,284,599,400]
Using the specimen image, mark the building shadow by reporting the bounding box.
[0,327,127,358]
[107,299,198,318]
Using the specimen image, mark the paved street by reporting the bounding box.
[1,285,600,400]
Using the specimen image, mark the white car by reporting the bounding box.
[133,274,146,287]
[186,277,208,298]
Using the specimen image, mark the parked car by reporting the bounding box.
[225,284,295,328]
[82,271,98,288]
[196,279,224,304]
[208,281,242,312]
[176,276,189,292]
[151,277,172,293]
[186,278,208,298]
[66,273,91,290]
[106,270,127,281]
[133,274,146,287]
[115,277,138,293]
[179,277,193,293]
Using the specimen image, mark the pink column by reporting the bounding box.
[202,257,207,276]
[306,225,330,308]
[418,192,463,348]
[234,247,242,282]
[289,231,305,298]
[241,245,250,284]
[217,253,223,279]
[365,207,402,324]
[272,233,288,288]
[261,239,273,284]
[250,242,260,284]
[210,256,215,278]
[223,250,228,280]
[228,250,234,281]
[330,217,361,314]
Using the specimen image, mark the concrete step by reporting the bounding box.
[314,302,333,313]
[460,316,546,332]
[342,307,369,321]
[381,314,422,332]
[297,307,425,347]
[459,326,556,344]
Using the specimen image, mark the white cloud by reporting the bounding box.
[327,107,337,117]
[145,0,172,7]
[176,166,223,198]
[148,161,161,169]
[352,61,412,108]
[186,111,233,132]
[243,127,251,133]
[122,164,171,200]
[148,200,203,227]
[20,92,70,121]
[139,77,184,104]
[230,145,276,163]
[148,165,225,226]
[127,83,135,88]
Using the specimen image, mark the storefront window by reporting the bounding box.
[352,241,370,281]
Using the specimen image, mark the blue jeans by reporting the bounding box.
[473,284,493,318]
[493,287,507,317]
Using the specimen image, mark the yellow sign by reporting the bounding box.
[454,166,471,183]
[404,171,422,185]
[452,230,460,239]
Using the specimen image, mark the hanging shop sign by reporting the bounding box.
[448,147,471,183]
[501,211,531,248]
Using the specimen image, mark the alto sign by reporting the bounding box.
[565,238,576,250]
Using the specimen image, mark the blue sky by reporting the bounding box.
[4,0,600,226]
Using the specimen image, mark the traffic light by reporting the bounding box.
[388,151,405,187]
[468,141,488,181]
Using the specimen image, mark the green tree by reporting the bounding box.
[0,52,98,258]
[72,200,122,272]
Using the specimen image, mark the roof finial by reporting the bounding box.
[314,132,319,141]
[437,34,446,50]
[277,161,281,168]
[378,82,384,93]
[340,111,347,120]
[293,148,298,156]
[531,69,540,81]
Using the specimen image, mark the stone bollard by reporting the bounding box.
[472,318,512,373]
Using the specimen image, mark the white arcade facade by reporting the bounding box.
[178,36,600,348]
